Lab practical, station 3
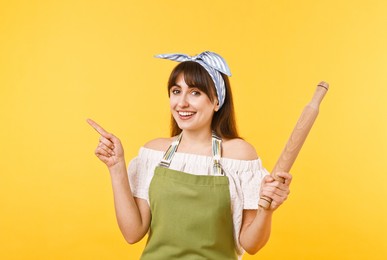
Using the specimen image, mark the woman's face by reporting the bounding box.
[169,73,219,134]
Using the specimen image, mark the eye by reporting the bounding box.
[170,88,180,95]
[191,89,201,96]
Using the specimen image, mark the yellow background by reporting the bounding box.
[1,0,386,259]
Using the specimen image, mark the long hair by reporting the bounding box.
[167,61,239,139]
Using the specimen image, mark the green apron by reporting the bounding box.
[141,133,237,260]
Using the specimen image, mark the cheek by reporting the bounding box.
[203,98,217,111]
[205,108,216,118]
[200,101,216,118]
[169,97,177,108]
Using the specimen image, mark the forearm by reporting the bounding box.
[239,208,273,254]
[87,119,149,243]
[109,162,147,244]
[240,171,292,253]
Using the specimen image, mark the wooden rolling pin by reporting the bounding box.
[258,81,329,209]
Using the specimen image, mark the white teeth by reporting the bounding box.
[179,111,195,116]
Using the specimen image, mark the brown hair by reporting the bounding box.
[167,61,240,139]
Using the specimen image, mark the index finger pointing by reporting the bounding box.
[86,118,110,137]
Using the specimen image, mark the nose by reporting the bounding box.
[177,93,189,107]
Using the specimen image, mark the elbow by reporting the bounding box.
[124,235,142,245]
[119,225,148,245]
[122,229,146,245]
[126,239,139,245]
[241,239,267,255]
[240,231,270,255]
[243,246,261,255]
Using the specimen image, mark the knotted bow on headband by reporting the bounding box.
[155,51,232,109]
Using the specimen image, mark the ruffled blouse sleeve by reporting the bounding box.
[127,148,163,204]
[237,158,269,209]
[220,157,269,210]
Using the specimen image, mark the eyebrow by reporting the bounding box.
[172,83,198,89]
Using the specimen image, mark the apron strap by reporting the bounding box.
[212,132,223,175]
[158,133,183,168]
[159,132,223,175]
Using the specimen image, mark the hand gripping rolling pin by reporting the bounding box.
[258,81,329,209]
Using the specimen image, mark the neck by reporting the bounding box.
[180,129,212,144]
[177,129,213,155]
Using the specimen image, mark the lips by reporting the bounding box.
[178,111,196,119]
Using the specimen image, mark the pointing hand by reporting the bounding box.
[87,118,125,169]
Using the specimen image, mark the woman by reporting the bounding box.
[87,51,292,259]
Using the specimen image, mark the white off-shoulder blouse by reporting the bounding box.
[127,147,269,256]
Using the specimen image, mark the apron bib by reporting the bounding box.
[141,133,237,260]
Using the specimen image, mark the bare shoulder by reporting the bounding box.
[222,138,258,160]
[143,137,174,151]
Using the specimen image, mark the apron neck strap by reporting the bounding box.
[159,132,223,175]
[211,132,223,176]
[158,132,183,168]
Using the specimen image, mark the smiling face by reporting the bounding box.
[169,73,219,134]
[167,61,239,139]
